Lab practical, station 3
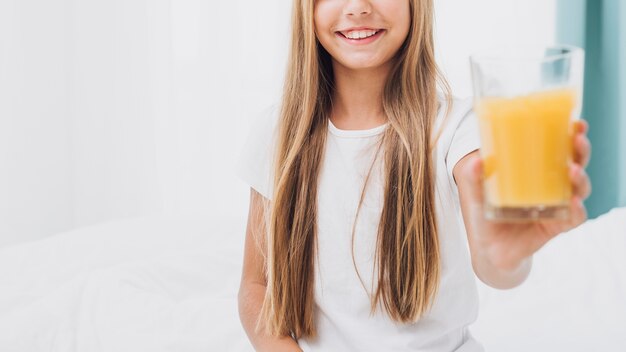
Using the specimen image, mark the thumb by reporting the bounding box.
[465,153,485,205]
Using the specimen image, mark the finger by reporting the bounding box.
[568,195,588,229]
[544,195,588,237]
[573,132,592,169]
[569,163,592,200]
[574,119,589,134]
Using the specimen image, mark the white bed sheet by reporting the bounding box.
[0,208,624,351]
[0,210,249,351]
[471,207,626,351]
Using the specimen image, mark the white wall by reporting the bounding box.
[0,0,74,246]
[0,0,555,248]
[435,0,557,98]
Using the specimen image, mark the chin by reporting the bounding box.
[336,56,387,71]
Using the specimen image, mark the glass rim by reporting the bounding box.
[469,44,584,64]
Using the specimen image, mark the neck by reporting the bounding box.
[330,60,393,130]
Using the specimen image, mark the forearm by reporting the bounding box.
[238,282,303,352]
[471,251,533,290]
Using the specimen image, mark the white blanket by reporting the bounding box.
[0,208,624,351]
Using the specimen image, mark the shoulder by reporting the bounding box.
[249,104,281,138]
[243,104,281,154]
[235,104,281,200]
[435,92,475,136]
[434,93,481,189]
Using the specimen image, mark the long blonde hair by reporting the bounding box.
[258,0,453,339]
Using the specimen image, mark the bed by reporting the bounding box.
[0,207,624,351]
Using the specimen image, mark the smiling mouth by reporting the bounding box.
[337,29,384,40]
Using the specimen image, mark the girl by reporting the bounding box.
[236,0,592,351]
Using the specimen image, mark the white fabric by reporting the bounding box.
[0,212,250,352]
[0,208,624,351]
[471,206,626,351]
[235,95,483,351]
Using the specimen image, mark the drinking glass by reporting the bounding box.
[470,45,585,221]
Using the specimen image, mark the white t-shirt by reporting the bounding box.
[235,94,484,352]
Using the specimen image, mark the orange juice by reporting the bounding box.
[475,88,576,208]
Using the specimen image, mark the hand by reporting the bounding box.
[459,119,592,272]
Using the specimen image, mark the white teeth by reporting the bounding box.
[344,29,378,40]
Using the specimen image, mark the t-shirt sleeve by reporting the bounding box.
[445,98,481,184]
[234,105,279,200]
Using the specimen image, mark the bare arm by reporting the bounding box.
[454,151,532,289]
[238,188,303,352]
[453,122,591,290]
